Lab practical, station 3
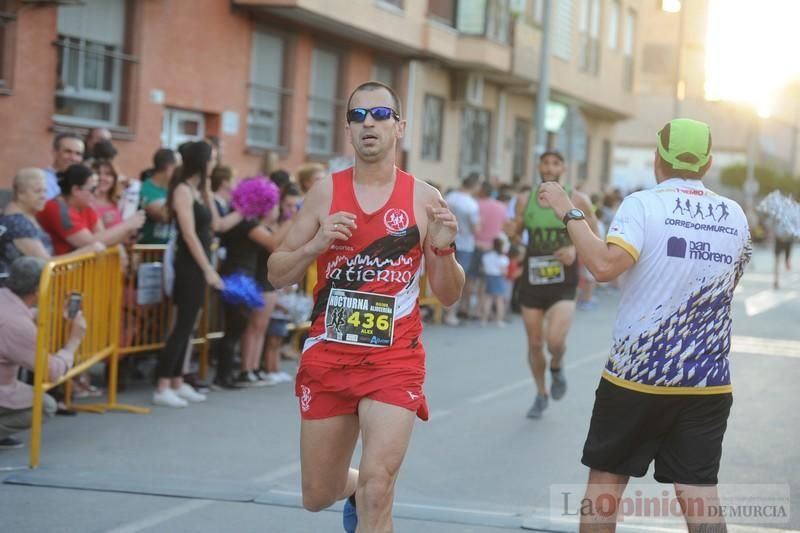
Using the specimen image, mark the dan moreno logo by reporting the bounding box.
[384,208,409,236]
[667,237,733,264]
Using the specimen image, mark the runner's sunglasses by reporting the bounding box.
[346,106,400,123]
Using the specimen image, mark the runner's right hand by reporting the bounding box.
[308,212,357,255]
[554,245,577,266]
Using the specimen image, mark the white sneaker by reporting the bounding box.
[153,389,188,408]
[275,371,294,383]
[175,383,206,402]
[261,373,282,386]
[253,370,276,386]
[444,315,460,327]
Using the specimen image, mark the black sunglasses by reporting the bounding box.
[346,106,400,123]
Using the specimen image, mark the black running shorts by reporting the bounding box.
[518,283,576,311]
[581,378,732,485]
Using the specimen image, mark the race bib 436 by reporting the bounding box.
[324,288,396,347]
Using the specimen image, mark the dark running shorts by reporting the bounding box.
[518,283,576,311]
[775,237,793,259]
[581,378,733,485]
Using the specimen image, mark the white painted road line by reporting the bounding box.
[105,462,303,532]
[745,290,799,316]
[104,499,213,533]
[731,335,800,359]
[467,350,607,405]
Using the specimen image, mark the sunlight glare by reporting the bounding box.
[705,0,800,117]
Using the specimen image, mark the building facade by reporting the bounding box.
[0,0,639,192]
[614,0,800,192]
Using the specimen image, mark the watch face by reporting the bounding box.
[569,209,584,219]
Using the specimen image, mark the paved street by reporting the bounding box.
[1,247,798,533]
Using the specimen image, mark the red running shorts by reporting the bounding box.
[295,364,429,421]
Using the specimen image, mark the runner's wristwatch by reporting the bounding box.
[562,208,586,225]
[431,242,456,256]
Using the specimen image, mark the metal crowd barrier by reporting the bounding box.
[28,246,442,467]
[120,245,222,379]
[29,248,145,468]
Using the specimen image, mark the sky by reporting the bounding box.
[704,0,800,117]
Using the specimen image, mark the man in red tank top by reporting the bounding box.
[268,81,465,533]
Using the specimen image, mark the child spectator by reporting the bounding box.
[260,285,296,385]
[480,237,510,327]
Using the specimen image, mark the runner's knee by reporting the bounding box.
[302,479,344,512]
[547,339,566,356]
[358,468,395,513]
[302,487,338,512]
[528,337,545,353]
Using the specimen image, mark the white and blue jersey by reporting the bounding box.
[604,178,751,394]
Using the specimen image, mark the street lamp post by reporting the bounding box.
[661,0,686,119]
[532,0,553,185]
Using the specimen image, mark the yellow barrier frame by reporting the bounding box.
[29,249,148,468]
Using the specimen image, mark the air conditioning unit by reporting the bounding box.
[451,73,484,107]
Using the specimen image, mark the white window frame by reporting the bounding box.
[608,0,620,50]
[53,0,131,128]
[0,1,16,92]
[459,106,492,179]
[307,47,343,156]
[486,0,511,44]
[578,0,601,74]
[421,94,444,161]
[512,117,530,182]
[376,0,404,11]
[247,29,291,150]
[372,61,396,88]
[54,36,124,127]
[623,8,636,90]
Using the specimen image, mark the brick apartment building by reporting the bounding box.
[0,0,641,191]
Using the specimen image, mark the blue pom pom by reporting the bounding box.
[220,273,265,309]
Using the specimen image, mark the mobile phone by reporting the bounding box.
[67,292,82,319]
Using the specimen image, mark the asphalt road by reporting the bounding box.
[1,247,798,533]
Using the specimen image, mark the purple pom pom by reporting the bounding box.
[231,176,280,219]
[221,273,265,309]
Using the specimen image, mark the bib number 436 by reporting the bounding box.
[346,311,390,331]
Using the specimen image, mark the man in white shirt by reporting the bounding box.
[539,119,751,532]
[444,174,481,325]
[43,133,85,200]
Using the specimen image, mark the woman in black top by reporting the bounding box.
[216,178,290,388]
[154,141,239,407]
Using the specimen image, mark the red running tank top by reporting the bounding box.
[302,167,425,369]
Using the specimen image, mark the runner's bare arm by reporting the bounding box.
[539,183,634,282]
[418,182,464,306]
[505,191,529,240]
[267,179,356,288]
[553,191,598,266]
[572,191,599,235]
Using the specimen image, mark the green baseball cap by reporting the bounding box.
[657,118,712,172]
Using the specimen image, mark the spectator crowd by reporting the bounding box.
[0,127,628,449]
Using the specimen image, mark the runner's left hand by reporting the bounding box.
[538,182,573,220]
[554,246,577,266]
[426,198,458,249]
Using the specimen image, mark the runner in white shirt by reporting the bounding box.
[539,119,751,532]
[444,175,481,325]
